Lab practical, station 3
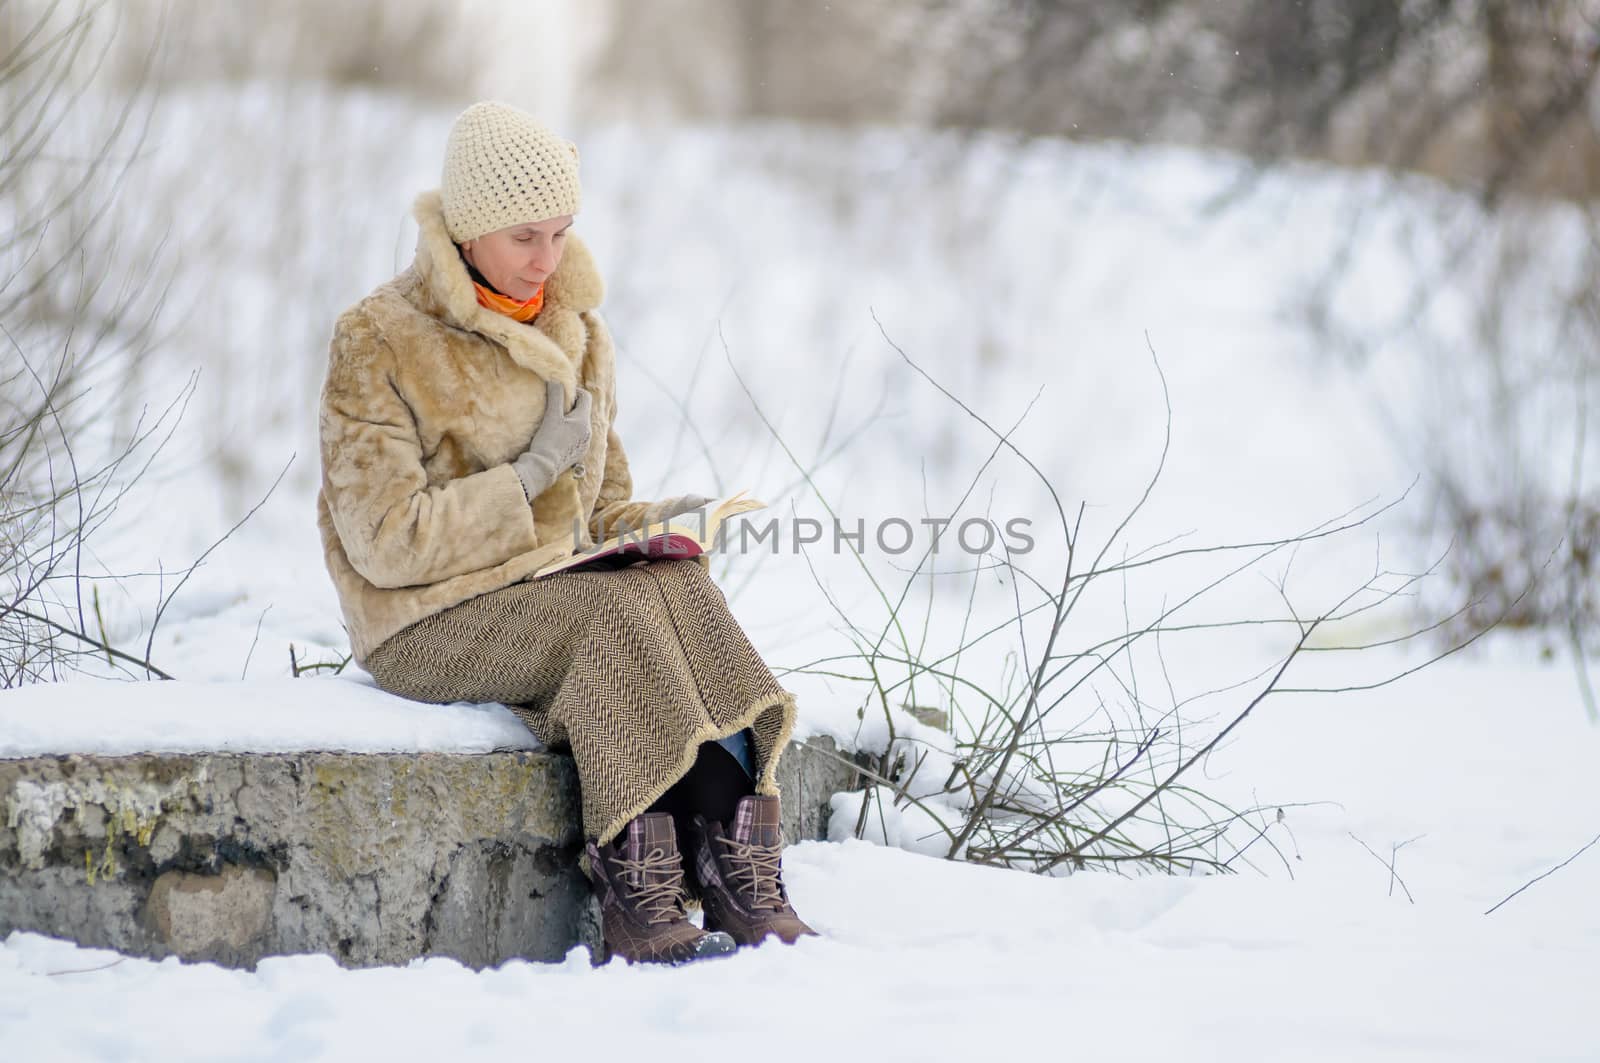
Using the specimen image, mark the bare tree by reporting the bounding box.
[592,1,1600,202]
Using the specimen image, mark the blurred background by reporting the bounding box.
[3,0,1597,715]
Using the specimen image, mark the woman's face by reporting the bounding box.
[460,214,574,301]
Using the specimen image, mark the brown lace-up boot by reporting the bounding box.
[690,794,818,947]
[584,812,738,965]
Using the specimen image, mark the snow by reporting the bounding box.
[3,88,1599,1059]
[0,675,540,759]
[2,827,1595,1061]
[11,651,1593,1058]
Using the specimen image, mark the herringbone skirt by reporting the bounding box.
[364,558,797,845]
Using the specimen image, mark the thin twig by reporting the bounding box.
[1485,830,1600,915]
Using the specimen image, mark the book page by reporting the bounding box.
[531,489,767,580]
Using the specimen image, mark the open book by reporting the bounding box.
[531,489,767,579]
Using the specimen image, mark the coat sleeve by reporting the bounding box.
[586,406,650,542]
[319,305,541,589]
[589,428,681,542]
[584,325,699,543]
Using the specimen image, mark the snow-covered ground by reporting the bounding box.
[5,656,1598,1062]
[3,89,1599,1059]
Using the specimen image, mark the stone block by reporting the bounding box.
[0,735,862,969]
[0,751,592,969]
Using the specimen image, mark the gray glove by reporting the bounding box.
[514,380,592,500]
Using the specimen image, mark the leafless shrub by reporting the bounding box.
[1430,492,1599,640]
[728,325,1505,875]
[1278,172,1600,715]
[0,0,187,683]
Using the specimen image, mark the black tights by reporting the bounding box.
[643,739,755,848]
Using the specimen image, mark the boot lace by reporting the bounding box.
[720,838,786,911]
[615,846,689,926]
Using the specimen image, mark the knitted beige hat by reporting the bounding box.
[440,101,582,243]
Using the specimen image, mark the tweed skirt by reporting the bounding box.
[363,557,797,846]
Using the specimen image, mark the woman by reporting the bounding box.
[315,100,815,965]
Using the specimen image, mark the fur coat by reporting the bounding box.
[316,189,693,664]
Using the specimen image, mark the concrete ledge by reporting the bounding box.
[0,736,862,969]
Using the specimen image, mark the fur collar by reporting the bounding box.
[407,188,604,392]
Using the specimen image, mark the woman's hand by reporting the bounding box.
[513,380,593,500]
[657,494,713,521]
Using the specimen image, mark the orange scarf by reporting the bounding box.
[474,278,545,322]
